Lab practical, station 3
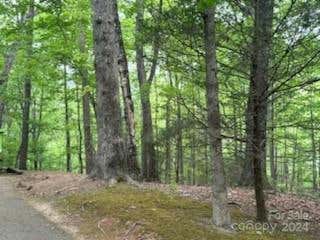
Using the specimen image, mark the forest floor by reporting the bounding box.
[8,171,320,240]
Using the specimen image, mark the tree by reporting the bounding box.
[135,0,162,181]
[17,0,35,170]
[250,0,274,222]
[76,83,84,174]
[114,0,140,177]
[175,76,183,184]
[0,43,17,129]
[310,101,317,190]
[203,4,231,227]
[269,90,277,186]
[63,64,72,172]
[78,20,95,175]
[30,86,44,170]
[90,0,123,180]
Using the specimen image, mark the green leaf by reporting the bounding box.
[198,0,219,11]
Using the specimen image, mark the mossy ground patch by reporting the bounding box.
[59,184,308,240]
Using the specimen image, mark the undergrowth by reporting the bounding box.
[59,184,308,240]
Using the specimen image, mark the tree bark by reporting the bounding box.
[90,0,123,180]
[165,96,171,184]
[76,85,84,174]
[0,43,18,129]
[31,92,43,171]
[154,80,160,176]
[175,76,183,184]
[239,80,254,186]
[204,134,209,185]
[63,64,72,172]
[284,134,289,190]
[31,99,38,170]
[135,0,162,181]
[251,0,274,222]
[17,1,35,170]
[310,108,317,190]
[203,6,231,227]
[78,22,95,175]
[269,93,277,186]
[233,99,239,162]
[114,1,139,177]
[290,137,297,191]
[191,130,196,185]
[318,139,320,189]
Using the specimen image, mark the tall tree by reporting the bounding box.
[164,88,171,183]
[135,0,162,181]
[114,0,140,177]
[269,92,277,186]
[30,86,44,170]
[17,0,35,170]
[175,76,183,184]
[90,0,123,180]
[0,43,17,129]
[318,138,320,188]
[63,64,72,172]
[310,106,317,190]
[78,22,95,174]
[250,0,274,222]
[239,79,255,186]
[76,84,84,174]
[203,4,231,227]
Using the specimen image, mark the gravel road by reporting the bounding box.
[0,176,72,240]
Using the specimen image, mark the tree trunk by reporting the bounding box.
[191,131,196,185]
[239,81,254,186]
[203,6,231,227]
[154,80,160,175]
[63,64,72,172]
[90,0,123,180]
[165,96,171,183]
[251,0,274,222]
[239,110,244,158]
[31,99,38,170]
[17,1,35,170]
[114,1,139,177]
[191,89,196,185]
[232,99,240,184]
[175,76,183,184]
[164,72,173,182]
[318,139,320,189]
[310,108,317,191]
[0,102,4,130]
[284,135,289,191]
[233,100,238,163]
[240,85,271,189]
[297,156,303,189]
[269,93,277,186]
[31,94,43,171]
[135,0,158,181]
[76,85,84,174]
[290,135,298,191]
[78,22,95,175]
[0,43,18,129]
[204,135,209,185]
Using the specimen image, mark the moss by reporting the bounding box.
[58,184,310,240]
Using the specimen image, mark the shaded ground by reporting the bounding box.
[0,175,72,240]
[141,183,320,224]
[13,171,320,240]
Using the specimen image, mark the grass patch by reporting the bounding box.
[59,184,308,240]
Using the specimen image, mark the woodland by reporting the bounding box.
[0,0,320,235]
